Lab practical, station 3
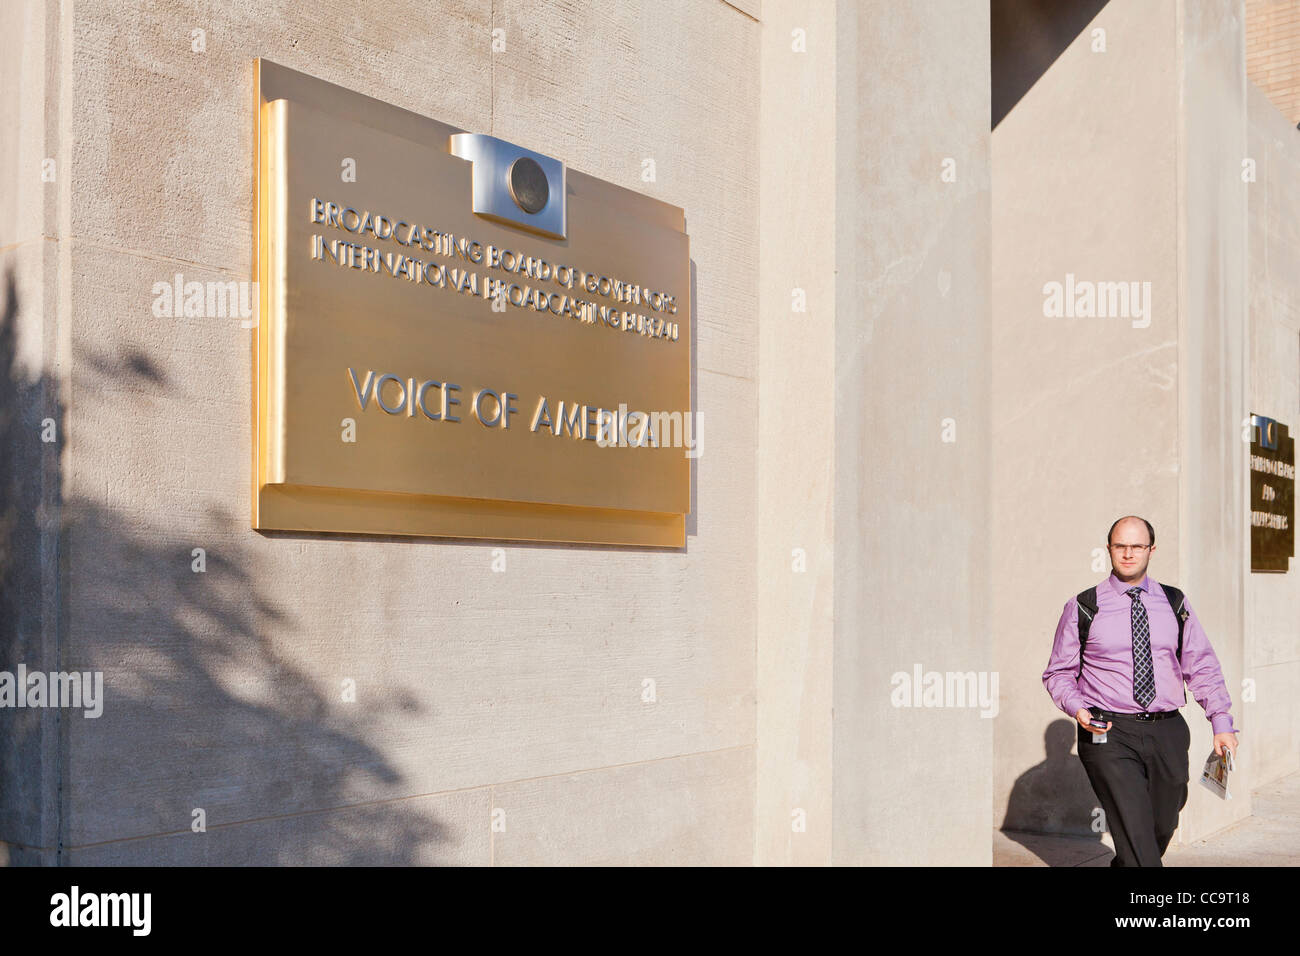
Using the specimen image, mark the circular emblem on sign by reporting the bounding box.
[508,157,549,215]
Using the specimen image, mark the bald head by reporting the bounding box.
[1107,515,1156,583]
[1107,516,1155,547]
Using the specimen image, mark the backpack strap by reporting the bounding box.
[1075,587,1099,679]
[1159,583,1189,664]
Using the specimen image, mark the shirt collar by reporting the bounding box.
[1108,572,1150,596]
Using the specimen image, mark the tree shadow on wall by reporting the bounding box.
[0,265,55,864]
[1000,718,1114,866]
[0,265,449,865]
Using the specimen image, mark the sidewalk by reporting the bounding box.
[995,770,1300,866]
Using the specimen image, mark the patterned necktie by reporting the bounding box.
[1127,586,1156,709]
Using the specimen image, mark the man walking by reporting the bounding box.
[1042,515,1239,866]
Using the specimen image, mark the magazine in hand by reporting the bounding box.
[1198,747,1235,800]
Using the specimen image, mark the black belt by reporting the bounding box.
[1090,707,1178,722]
[1086,707,1180,723]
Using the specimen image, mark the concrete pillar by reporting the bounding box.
[1176,0,1251,843]
[992,0,1251,846]
[1245,82,1300,789]
[758,0,993,865]
[756,0,837,866]
[0,0,71,867]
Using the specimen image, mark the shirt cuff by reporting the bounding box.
[1210,714,1237,736]
[1064,694,1089,718]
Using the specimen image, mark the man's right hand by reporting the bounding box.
[1076,708,1111,735]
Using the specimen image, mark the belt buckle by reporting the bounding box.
[1136,712,1153,721]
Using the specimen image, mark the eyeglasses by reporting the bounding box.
[1109,544,1152,554]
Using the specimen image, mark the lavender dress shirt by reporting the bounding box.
[1042,572,1237,735]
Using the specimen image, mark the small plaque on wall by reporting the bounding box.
[1249,414,1294,572]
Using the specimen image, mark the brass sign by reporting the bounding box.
[254,61,692,546]
[1250,414,1294,572]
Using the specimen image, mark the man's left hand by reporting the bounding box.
[1212,732,1238,761]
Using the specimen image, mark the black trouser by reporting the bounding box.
[1076,707,1190,867]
